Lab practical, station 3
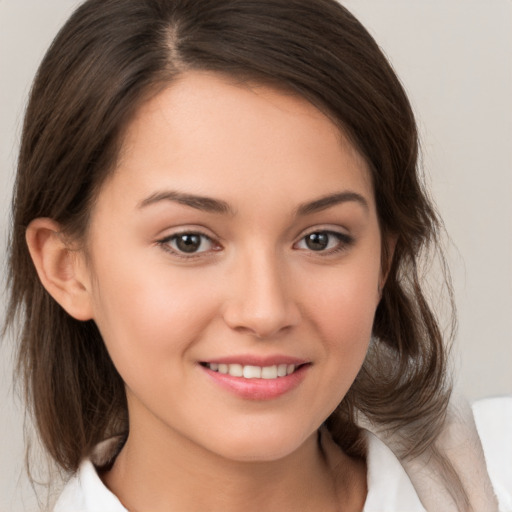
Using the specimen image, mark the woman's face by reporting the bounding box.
[82,71,384,462]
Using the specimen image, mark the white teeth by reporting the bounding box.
[229,363,243,377]
[243,365,262,379]
[206,362,298,379]
[261,365,278,379]
[277,364,288,377]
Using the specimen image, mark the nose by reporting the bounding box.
[222,250,301,339]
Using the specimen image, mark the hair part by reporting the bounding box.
[7,0,455,498]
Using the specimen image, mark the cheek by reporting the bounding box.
[301,254,381,391]
[89,255,218,366]
[318,289,374,381]
[305,261,380,342]
[295,267,378,424]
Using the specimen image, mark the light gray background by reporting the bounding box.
[1,1,511,510]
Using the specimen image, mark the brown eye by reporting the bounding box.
[304,232,330,251]
[163,232,215,254]
[175,234,203,253]
[295,230,354,254]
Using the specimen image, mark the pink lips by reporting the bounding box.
[199,355,310,401]
[204,355,307,367]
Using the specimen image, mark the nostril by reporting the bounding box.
[221,263,301,337]
[222,302,300,339]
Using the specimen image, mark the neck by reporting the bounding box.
[102,417,366,512]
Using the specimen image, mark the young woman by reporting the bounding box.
[6,0,511,510]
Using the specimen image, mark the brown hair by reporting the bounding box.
[7,0,453,490]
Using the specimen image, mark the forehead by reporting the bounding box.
[103,70,374,213]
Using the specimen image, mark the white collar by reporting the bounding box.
[363,430,425,511]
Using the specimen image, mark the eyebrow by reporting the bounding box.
[138,190,234,215]
[295,191,369,216]
[138,189,368,216]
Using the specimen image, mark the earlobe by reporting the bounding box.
[26,218,94,321]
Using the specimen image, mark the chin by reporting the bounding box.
[206,424,317,463]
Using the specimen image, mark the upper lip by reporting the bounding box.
[201,354,309,366]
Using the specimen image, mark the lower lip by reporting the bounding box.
[201,364,309,400]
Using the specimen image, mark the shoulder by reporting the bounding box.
[359,394,512,511]
[472,396,512,512]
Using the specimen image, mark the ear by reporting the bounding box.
[26,218,94,321]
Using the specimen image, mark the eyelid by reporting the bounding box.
[295,224,351,241]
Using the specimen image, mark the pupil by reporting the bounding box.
[306,232,329,251]
[176,234,201,253]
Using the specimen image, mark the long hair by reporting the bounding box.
[7,0,454,493]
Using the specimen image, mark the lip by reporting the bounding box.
[199,357,310,401]
[203,354,308,366]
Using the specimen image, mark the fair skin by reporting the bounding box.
[27,71,388,512]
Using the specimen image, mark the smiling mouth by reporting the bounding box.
[200,362,302,379]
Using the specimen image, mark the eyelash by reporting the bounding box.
[156,231,220,259]
[293,230,355,255]
[156,229,354,259]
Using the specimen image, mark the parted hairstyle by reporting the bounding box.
[7,0,453,484]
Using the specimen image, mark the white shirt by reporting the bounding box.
[54,397,512,511]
